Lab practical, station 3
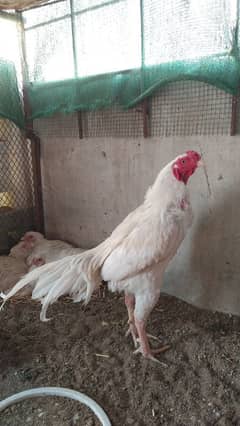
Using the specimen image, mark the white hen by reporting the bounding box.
[24,232,84,270]
[0,239,32,295]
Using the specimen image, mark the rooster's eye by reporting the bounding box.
[181,159,185,164]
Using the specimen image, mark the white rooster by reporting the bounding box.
[1,151,203,361]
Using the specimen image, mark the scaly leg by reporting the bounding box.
[134,319,170,365]
[124,295,158,347]
[125,294,138,348]
[133,288,170,363]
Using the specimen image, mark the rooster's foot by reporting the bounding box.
[133,344,170,365]
[125,324,138,348]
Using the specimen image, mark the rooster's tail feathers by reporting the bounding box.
[0,252,101,320]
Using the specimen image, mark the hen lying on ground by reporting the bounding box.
[0,232,84,294]
[19,231,84,271]
[1,151,203,361]
[0,236,34,295]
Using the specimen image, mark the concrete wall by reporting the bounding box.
[39,134,240,316]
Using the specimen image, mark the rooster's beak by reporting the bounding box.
[197,159,204,167]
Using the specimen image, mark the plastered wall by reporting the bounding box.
[38,134,240,315]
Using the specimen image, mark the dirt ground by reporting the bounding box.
[0,292,240,426]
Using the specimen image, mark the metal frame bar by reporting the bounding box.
[28,129,45,233]
[230,93,239,136]
[24,0,123,30]
[70,0,77,76]
[77,111,83,139]
[17,12,29,82]
[139,0,150,137]
[23,86,45,234]
[24,13,70,30]
[142,99,150,138]
[21,0,121,13]
[70,0,84,138]
[19,12,44,233]
[231,0,239,136]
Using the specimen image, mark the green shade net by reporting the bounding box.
[0,59,24,129]
[27,54,240,119]
[27,69,141,118]
[6,0,240,121]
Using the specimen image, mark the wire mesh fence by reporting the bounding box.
[33,111,79,138]
[33,106,144,138]
[0,119,35,254]
[81,106,143,138]
[0,13,36,254]
[20,0,238,139]
[33,80,236,139]
[151,81,233,137]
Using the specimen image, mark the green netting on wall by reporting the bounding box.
[1,0,240,125]
[27,54,240,119]
[0,60,24,129]
[27,69,141,118]
[23,0,240,120]
[0,14,25,129]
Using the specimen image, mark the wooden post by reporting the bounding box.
[29,131,44,233]
[23,85,44,234]
[142,98,150,138]
[77,111,83,139]
[230,93,238,136]
[19,13,44,233]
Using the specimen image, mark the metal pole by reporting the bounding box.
[19,12,44,232]
[139,0,150,137]
[230,93,238,136]
[70,0,84,138]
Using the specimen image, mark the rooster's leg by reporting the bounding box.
[133,291,169,363]
[125,293,138,348]
[134,319,169,364]
[134,319,151,355]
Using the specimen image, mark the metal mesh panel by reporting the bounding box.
[143,0,233,66]
[82,106,143,138]
[34,112,79,138]
[236,99,240,135]
[33,107,143,138]
[74,0,141,77]
[0,119,35,254]
[24,16,74,82]
[33,81,234,138]
[23,1,70,29]
[23,0,73,83]
[151,81,233,136]
[23,0,141,82]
